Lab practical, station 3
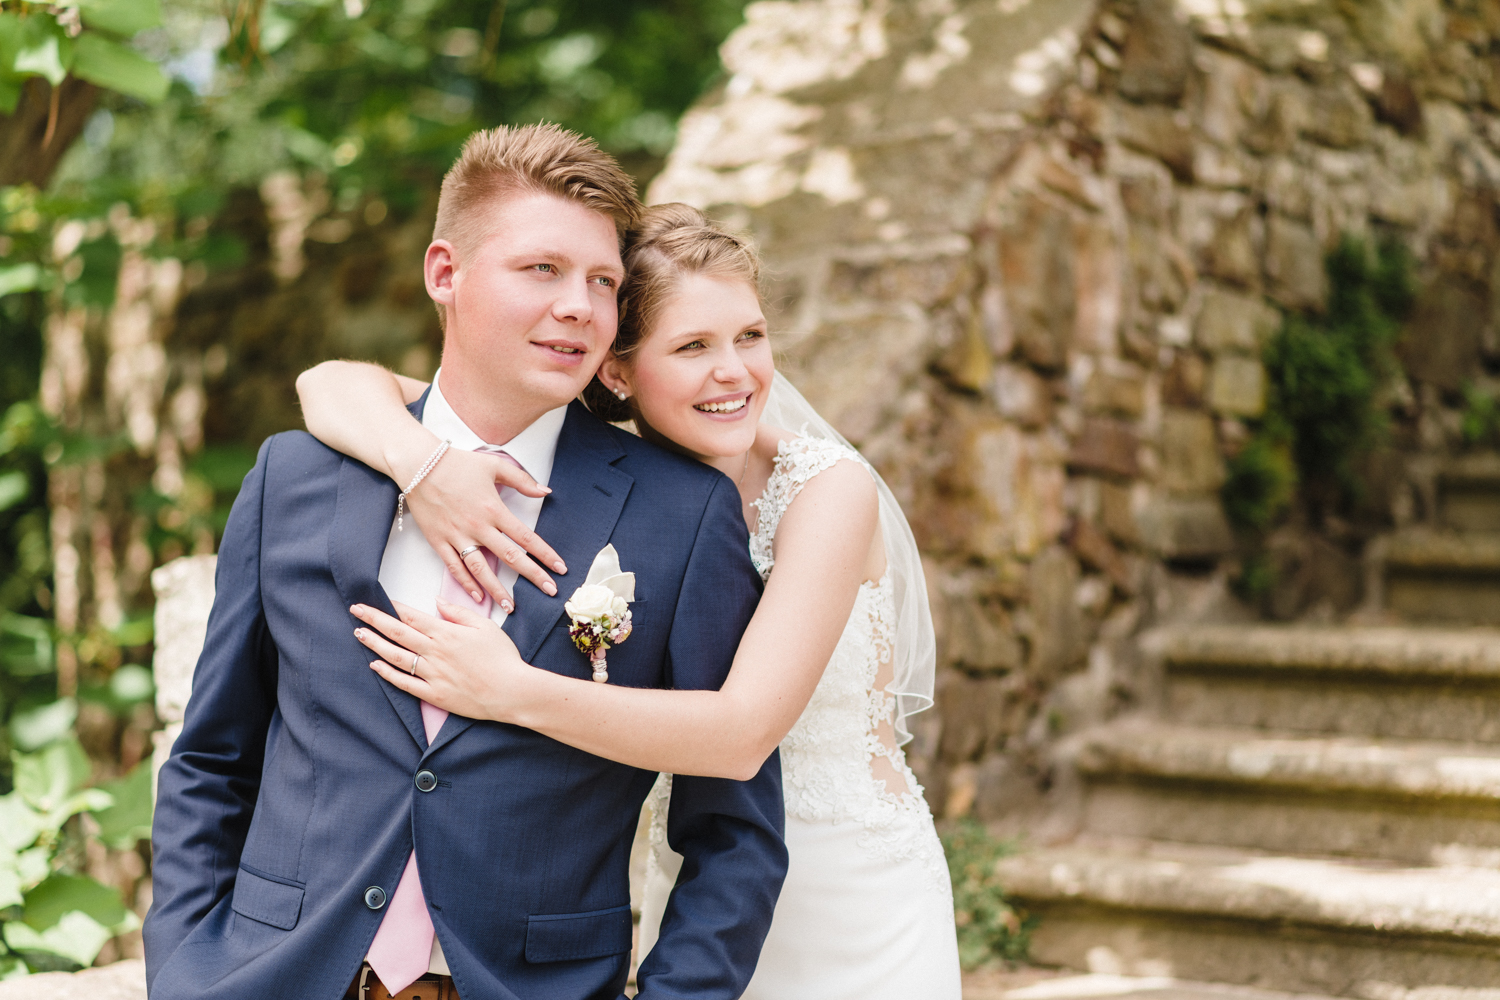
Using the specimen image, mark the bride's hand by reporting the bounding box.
[404,447,566,611]
[351,599,533,722]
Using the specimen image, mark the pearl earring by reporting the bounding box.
[614,389,629,401]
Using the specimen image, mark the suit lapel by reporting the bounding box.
[426,401,632,756]
[327,391,432,751]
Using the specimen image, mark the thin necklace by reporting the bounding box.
[736,448,751,486]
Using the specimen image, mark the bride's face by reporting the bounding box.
[603,272,773,462]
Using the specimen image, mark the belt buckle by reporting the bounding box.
[358,963,373,999]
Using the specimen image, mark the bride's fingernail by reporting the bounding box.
[542,581,558,597]
[353,628,364,639]
[471,591,482,601]
[501,600,514,613]
[553,561,567,573]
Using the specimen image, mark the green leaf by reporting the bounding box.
[91,760,152,849]
[0,75,21,115]
[0,12,24,59]
[15,847,50,890]
[1,614,55,679]
[70,34,167,102]
[0,263,43,298]
[78,0,163,38]
[0,954,25,979]
[107,663,153,704]
[0,794,41,852]
[0,470,27,512]
[14,35,66,87]
[12,736,90,813]
[111,616,152,647]
[23,873,126,932]
[9,699,77,753]
[0,864,22,911]
[4,909,112,968]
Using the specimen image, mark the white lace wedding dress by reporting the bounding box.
[638,436,961,998]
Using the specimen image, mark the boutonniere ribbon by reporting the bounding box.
[564,544,635,683]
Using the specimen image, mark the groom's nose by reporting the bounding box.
[551,275,594,326]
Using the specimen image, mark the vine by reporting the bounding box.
[1223,235,1415,598]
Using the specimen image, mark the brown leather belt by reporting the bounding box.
[346,963,460,1000]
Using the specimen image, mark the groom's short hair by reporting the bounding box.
[434,123,640,262]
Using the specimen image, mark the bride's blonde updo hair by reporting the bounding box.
[583,203,763,423]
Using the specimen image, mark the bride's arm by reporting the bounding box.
[354,460,880,779]
[296,360,565,603]
[296,360,434,486]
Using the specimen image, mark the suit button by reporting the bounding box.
[364,886,386,910]
[415,769,437,792]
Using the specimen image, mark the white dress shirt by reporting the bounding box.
[373,369,567,975]
[377,369,567,629]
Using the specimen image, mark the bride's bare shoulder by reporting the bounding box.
[756,422,796,456]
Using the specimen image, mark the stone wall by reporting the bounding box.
[650,0,1500,826]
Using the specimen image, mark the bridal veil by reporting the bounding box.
[760,372,936,744]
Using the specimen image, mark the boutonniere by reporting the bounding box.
[564,544,635,683]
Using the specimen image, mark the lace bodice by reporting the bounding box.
[649,436,947,891]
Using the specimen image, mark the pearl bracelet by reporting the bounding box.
[396,439,450,532]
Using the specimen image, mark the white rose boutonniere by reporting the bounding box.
[564,544,635,683]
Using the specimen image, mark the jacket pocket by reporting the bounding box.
[230,866,305,930]
[524,904,633,963]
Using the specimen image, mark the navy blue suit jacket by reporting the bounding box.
[144,399,787,1000]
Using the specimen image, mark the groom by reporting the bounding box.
[144,124,787,1000]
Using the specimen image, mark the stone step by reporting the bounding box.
[996,840,1500,995]
[1076,721,1500,865]
[1383,531,1500,624]
[1159,625,1500,678]
[1438,454,1500,533]
[1158,625,1500,742]
[975,971,1351,1000]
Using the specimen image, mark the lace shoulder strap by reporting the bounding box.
[749,434,860,578]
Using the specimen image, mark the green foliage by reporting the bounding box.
[0,406,56,772]
[51,0,750,227]
[1224,236,1414,540]
[1222,430,1297,535]
[0,736,151,974]
[0,0,168,114]
[941,820,1031,969]
[1267,236,1412,498]
[1462,382,1500,446]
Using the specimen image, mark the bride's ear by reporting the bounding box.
[597,357,632,401]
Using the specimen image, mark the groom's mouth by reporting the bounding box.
[534,339,590,365]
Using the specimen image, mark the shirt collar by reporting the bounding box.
[422,369,568,486]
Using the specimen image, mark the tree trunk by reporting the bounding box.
[0,76,98,189]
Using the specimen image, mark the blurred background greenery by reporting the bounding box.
[0,0,748,974]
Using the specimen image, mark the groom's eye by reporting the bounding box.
[533,263,554,273]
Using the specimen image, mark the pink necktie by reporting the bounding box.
[366,450,522,993]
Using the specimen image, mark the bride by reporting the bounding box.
[296,204,961,998]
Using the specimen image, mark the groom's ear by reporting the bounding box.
[425,240,459,313]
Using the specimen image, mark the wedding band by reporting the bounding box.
[458,545,481,559]
[410,654,421,677]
